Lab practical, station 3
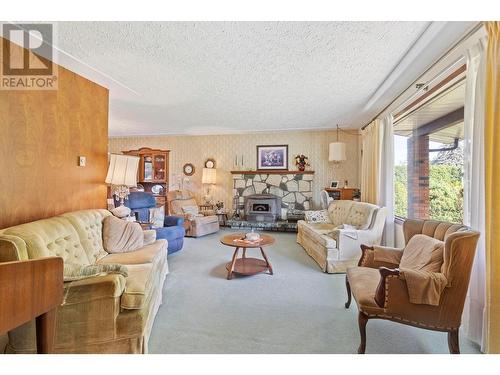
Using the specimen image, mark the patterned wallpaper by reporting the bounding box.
[108,129,360,211]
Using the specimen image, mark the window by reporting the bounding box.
[393,74,465,223]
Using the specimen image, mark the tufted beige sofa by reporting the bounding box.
[297,200,386,273]
[0,209,168,354]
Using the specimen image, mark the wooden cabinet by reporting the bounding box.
[123,148,170,210]
[325,187,359,201]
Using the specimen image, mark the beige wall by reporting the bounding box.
[109,129,360,211]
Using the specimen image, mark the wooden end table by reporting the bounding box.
[0,257,63,353]
[220,233,275,280]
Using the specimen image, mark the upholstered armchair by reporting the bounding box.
[167,190,219,237]
[118,192,185,254]
[345,219,479,354]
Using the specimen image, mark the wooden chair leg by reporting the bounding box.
[357,312,369,354]
[345,276,352,308]
[448,330,460,354]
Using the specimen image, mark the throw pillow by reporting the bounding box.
[103,215,144,253]
[400,234,444,272]
[64,263,128,282]
[304,209,331,223]
[149,206,165,228]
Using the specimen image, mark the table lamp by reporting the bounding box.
[202,168,217,204]
[105,154,140,207]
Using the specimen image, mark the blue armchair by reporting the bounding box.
[115,191,185,254]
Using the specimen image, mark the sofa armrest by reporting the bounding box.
[164,215,185,227]
[0,234,28,262]
[374,267,400,307]
[143,230,156,245]
[329,229,382,263]
[63,274,126,305]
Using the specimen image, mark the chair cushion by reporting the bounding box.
[97,239,167,265]
[347,267,382,312]
[155,226,185,241]
[121,263,155,310]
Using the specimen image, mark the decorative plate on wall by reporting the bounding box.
[151,184,164,195]
[204,158,216,169]
[183,163,195,176]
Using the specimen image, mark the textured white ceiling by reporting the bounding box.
[54,22,434,136]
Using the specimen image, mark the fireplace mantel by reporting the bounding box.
[231,170,314,175]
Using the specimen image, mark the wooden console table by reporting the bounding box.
[0,257,64,353]
[325,187,359,200]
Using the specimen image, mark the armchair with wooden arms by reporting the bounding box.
[344,219,480,354]
[167,190,219,237]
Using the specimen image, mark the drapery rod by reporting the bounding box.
[360,21,484,131]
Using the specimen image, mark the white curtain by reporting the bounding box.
[462,36,487,351]
[360,119,381,204]
[377,115,395,247]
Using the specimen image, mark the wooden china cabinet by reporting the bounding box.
[123,147,170,211]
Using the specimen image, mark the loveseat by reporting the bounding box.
[0,209,168,354]
[297,200,386,273]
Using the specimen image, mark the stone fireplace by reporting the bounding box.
[231,171,314,220]
[244,194,281,222]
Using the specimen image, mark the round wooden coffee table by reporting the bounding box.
[220,233,275,280]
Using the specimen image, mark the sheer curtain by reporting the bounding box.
[377,115,395,246]
[484,21,500,353]
[462,35,487,351]
[360,119,381,204]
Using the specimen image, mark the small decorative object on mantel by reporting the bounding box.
[204,158,216,169]
[294,154,310,172]
[183,163,195,176]
[256,145,288,170]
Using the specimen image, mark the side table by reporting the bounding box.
[216,212,228,226]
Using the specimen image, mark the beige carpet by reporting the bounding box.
[148,229,481,354]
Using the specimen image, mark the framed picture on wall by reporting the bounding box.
[256,145,288,170]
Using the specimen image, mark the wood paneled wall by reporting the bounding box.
[0,37,109,229]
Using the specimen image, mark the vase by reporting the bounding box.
[298,165,305,172]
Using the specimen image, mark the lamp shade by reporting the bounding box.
[202,168,217,184]
[328,142,347,161]
[105,154,140,187]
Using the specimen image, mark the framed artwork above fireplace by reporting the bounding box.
[256,145,288,170]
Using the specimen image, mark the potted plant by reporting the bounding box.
[295,154,310,172]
